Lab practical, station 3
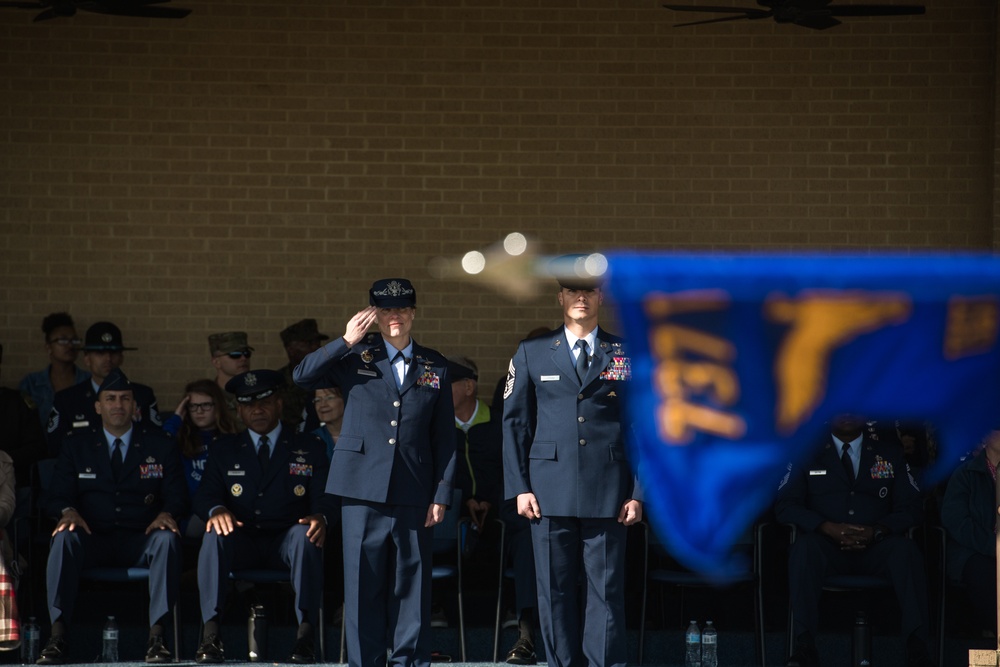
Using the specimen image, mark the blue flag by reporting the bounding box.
[606,253,1000,577]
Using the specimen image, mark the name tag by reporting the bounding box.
[357,369,377,377]
[809,470,827,476]
[228,470,246,476]
[540,375,560,382]
[79,473,97,479]
[72,420,90,429]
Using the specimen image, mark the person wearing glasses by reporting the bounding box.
[163,379,240,538]
[19,312,90,426]
[311,384,344,460]
[208,331,253,392]
[46,322,163,457]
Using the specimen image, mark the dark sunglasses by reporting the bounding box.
[225,351,252,360]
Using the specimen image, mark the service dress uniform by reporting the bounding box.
[294,278,456,667]
[44,423,186,632]
[193,378,332,631]
[775,426,930,653]
[502,325,638,667]
[47,378,161,455]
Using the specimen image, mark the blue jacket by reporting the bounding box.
[940,450,997,582]
[294,334,456,508]
[45,426,187,534]
[19,365,90,425]
[193,427,334,530]
[775,432,922,535]
[502,326,639,518]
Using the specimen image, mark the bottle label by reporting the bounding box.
[103,630,119,640]
[686,632,700,643]
[703,635,717,645]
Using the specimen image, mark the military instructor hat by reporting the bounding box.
[550,253,607,291]
[225,369,286,404]
[369,278,417,309]
[82,321,137,351]
[209,331,254,356]
[280,319,329,347]
[98,368,133,395]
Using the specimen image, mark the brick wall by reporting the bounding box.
[0,0,996,406]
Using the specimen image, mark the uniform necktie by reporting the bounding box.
[841,442,855,484]
[575,340,590,382]
[392,351,409,388]
[111,438,124,479]
[258,435,270,471]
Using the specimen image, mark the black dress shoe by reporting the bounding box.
[289,635,316,664]
[505,638,537,665]
[145,635,172,664]
[195,633,224,664]
[36,636,67,665]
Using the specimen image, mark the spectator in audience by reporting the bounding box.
[775,414,934,667]
[19,312,90,426]
[278,319,326,431]
[940,429,1000,634]
[208,332,253,394]
[194,370,332,665]
[39,369,185,665]
[0,344,47,488]
[311,385,344,461]
[46,322,162,456]
[0,450,20,651]
[450,355,537,664]
[162,379,240,538]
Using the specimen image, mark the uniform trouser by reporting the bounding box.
[530,516,627,667]
[499,500,536,617]
[341,499,432,667]
[788,531,929,638]
[197,524,324,624]
[47,528,180,626]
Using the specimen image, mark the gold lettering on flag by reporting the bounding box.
[767,291,910,435]
[944,296,999,360]
[644,291,746,444]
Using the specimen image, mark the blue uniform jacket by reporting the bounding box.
[293,333,456,508]
[774,432,922,535]
[45,426,187,534]
[502,326,639,518]
[193,427,334,530]
[47,379,163,456]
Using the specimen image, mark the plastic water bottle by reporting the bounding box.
[248,603,267,661]
[685,620,701,667]
[852,612,871,667]
[102,616,119,662]
[702,620,718,667]
[21,616,39,664]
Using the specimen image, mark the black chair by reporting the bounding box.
[229,568,326,662]
[638,521,765,667]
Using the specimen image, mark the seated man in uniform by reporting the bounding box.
[775,414,935,667]
[47,321,162,456]
[194,370,332,665]
[39,368,186,664]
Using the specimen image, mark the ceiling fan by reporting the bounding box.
[0,0,190,21]
[663,0,925,30]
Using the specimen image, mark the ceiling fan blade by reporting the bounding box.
[82,1,190,18]
[664,3,769,14]
[674,13,763,26]
[827,4,925,16]
[794,13,842,28]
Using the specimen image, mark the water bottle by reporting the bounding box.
[852,612,872,667]
[685,620,701,667]
[102,616,119,662]
[702,620,718,667]
[248,603,267,661]
[21,616,39,664]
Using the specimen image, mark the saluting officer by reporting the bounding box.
[40,368,185,665]
[293,278,456,667]
[502,261,642,667]
[47,321,162,456]
[775,414,935,667]
[194,370,332,664]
